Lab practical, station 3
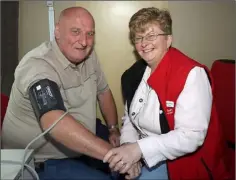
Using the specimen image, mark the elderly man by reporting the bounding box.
[2,7,120,179]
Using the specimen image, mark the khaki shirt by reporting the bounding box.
[2,40,109,161]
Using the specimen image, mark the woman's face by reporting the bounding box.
[134,23,172,68]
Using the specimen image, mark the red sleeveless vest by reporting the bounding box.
[147,48,230,179]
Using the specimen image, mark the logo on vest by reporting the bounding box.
[166,101,174,115]
[166,108,173,115]
[166,101,174,108]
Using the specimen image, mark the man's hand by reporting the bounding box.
[108,128,120,147]
[125,161,142,180]
[103,142,142,173]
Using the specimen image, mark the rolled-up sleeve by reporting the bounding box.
[15,58,60,97]
[137,67,212,167]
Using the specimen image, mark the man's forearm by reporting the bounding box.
[98,89,118,127]
[41,110,112,160]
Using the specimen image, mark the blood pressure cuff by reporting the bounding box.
[29,79,66,121]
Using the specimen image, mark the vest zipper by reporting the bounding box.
[201,157,213,180]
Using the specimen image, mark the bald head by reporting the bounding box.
[54,7,95,64]
[58,7,95,26]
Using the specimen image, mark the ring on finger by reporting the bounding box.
[120,160,127,166]
[121,160,128,169]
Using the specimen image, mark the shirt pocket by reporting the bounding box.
[61,78,93,108]
[88,73,98,96]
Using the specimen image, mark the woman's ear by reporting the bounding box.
[166,35,173,49]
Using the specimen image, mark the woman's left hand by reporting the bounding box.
[103,142,142,173]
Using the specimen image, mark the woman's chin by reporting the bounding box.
[143,57,155,64]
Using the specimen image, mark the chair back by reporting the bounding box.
[1,93,9,129]
[211,59,235,179]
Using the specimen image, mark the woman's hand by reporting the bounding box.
[125,161,142,179]
[103,142,142,173]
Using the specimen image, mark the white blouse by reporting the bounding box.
[120,66,212,168]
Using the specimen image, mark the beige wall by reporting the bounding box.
[19,1,235,125]
[18,1,76,59]
[169,1,236,68]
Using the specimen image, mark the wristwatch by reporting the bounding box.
[108,124,119,131]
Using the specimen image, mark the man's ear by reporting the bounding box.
[166,35,173,49]
[54,23,60,39]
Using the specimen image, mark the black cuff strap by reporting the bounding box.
[29,79,66,120]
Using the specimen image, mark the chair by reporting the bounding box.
[1,93,9,129]
[211,59,235,179]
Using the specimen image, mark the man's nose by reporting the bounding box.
[78,33,87,47]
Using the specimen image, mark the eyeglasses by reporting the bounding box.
[133,33,168,44]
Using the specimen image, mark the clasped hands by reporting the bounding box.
[103,142,142,179]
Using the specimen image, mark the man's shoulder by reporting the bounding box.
[18,41,54,67]
[23,41,52,57]
[16,41,62,77]
[14,41,61,93]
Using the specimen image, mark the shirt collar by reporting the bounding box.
[52,39,77,70]
[142,66,151,84]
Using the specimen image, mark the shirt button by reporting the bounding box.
[131,112,135,116]
[139,98,143,102]
[159,110,163,114]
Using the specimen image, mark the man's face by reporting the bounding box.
[134,23,172,66]
[55,15,95,64]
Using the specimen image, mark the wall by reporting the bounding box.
[168,1,236,67]
[18,1,168,125]
[1,2,19,95]
[18,1,235,125]
[75,1,168,124]
[18,1,76,59]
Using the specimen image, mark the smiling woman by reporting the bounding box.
[103,7,231,180]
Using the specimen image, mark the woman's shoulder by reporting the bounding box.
[122,59,147,78]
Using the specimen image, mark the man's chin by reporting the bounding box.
[67,56,85,65]
[74,58,87,65]
[70,48,93,64]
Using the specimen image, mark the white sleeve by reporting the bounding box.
[137,67,212,167]
[120,102,139,144]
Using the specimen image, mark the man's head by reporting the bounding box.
[55,7,95,64]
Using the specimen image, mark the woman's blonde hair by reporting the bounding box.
[129,7,172,39]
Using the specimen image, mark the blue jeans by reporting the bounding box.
[36,158,113,180]
[137,161,168,180]
[35,119,119,180]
